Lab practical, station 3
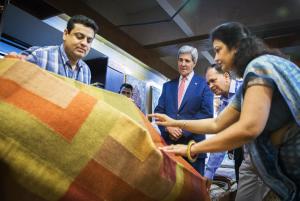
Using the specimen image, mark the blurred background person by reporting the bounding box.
[119,83,133,98]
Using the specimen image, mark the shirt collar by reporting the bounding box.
[59,44,84,69]
[228,79,237,94]
[179,71,194,82]
[221,79,239,100]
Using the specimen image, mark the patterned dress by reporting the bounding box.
[230,54,300,201]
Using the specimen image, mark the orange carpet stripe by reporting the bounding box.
[93,135,174,200]
[0,78,97,141]
[2,59,79,108]
[59,180,105,201]
[70,160,157,201]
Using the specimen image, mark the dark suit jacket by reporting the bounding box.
[155,74,213,158]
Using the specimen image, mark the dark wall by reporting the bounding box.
[85,57,108,87]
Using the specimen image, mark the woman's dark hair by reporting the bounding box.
[67,15,99,34]
[210,22,282,77]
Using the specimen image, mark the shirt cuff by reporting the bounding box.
[204,170,214,180]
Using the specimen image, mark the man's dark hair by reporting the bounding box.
[119,83,133,93]
[204,63,225,75]
[67,15,99,34]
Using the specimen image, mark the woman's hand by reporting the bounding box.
[148,113,177,127]
[159,144,188,157]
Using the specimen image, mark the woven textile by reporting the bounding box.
[0,58,210,201]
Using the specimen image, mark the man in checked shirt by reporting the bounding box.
[7,14,98,84]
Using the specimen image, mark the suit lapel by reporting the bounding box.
[167,78,179,110]
[178,75,198,111]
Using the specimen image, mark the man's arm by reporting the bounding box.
[22,46,40,66]
[204,152,226,180]
[20,46,40,56]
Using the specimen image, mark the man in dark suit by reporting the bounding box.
[155,45,213,175]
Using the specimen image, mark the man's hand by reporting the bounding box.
[166,126,182,141]
[4,52,27,61]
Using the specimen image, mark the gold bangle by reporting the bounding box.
[187,140,198,163]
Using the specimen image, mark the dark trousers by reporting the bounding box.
[234,147,244,182]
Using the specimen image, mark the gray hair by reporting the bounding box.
[177,45,198,64]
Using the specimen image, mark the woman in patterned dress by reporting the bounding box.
[150,22,300,201]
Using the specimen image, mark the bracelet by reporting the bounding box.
[187,140,198,163]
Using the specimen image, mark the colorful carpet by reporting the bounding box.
[0,58,210,201]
